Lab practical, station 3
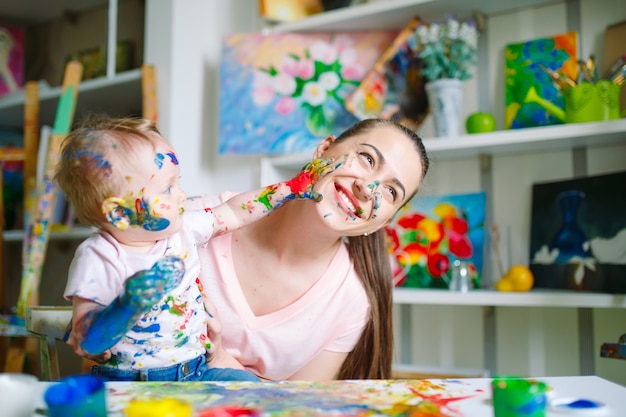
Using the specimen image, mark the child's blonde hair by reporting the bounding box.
[55,115,162,227]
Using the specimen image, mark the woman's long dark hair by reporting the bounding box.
[334,119,429,379]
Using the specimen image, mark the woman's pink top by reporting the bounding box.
[191,193,370,380]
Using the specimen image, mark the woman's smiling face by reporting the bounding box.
[312,124,424,236]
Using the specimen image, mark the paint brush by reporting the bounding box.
[538,64,576,89]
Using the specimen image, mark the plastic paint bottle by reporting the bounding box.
[44,375,107,417]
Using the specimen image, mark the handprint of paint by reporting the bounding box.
[285,157,336,201]
[255,157,338,211]
[80,256,185,354]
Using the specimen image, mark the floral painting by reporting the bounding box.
[386,192,486,289]
[529,171,626,293]
[504,32,578,129]
[218,32,397,154]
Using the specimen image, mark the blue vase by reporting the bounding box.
[549,190,593,263]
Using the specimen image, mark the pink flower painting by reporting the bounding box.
[219,32,397,154]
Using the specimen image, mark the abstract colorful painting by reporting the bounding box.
[504,31,578,129]
[529,171,626,293]
[0,25,25,98]
[385,192,486,289]
[218,32,397,154]
[101,379,486,416]
[345,18,428,131]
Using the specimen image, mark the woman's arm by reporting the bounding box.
[288,351,349,381]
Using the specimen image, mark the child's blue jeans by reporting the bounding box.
[91,354,260,382]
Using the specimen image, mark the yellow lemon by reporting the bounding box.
[506,265,534,292]
[495,278,514,292]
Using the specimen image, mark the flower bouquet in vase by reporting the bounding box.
[408,16,478,137]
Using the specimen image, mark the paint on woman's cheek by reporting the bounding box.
[367,181,380,198]
[368,194,381,220]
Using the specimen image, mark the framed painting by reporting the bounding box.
[385,191,486,290]
[529,171,626,293]
[504,31,578,129]
[218,31,397,154]
[344,17,428,131]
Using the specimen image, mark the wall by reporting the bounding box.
[144,0,626,384]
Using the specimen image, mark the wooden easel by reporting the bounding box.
[2,61,82,374]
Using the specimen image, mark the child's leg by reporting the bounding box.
[198,367,262,382]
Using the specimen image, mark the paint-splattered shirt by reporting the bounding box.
[190,193,371,381]
[63,210,214,370]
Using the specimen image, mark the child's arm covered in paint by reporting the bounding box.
[210,157,335,236]
[76,256,185,355]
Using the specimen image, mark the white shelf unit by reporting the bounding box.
[263,0,557,32]
[260,0,626,381]
[393,288,626,309]
[261,118,626,184]
[0,0,145,239]
[0,69,143,130]
[0,0,144,130]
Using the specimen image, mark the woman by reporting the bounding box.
[192,118,429,380]
[68,118,428,380]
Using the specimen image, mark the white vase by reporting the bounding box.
[425,78,464,138]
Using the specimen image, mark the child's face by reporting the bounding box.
[107,133,187,244]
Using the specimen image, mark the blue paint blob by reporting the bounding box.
[563,399,600,409]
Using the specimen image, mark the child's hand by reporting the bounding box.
[79,256,185,355]
[285,157,335,202]
[121,256,185,310]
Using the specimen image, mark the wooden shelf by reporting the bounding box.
[0,69,143,130]
[2,227,94,242]
[264,0,559,32]
[393,288,626,308]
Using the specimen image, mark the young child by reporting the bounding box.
[55,115,333,381]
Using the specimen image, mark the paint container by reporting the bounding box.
[44,374,107,417]
[492,377,548,417]
[198,406,260,417]
[0,373,39,417]
[125,398,193,417]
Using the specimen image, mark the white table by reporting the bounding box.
[35,375,626,416]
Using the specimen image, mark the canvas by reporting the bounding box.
[0,25,25,98]
[529,171,626,293]
[504,31,578,129]
[218,32,397,154]
[102,379,486,416]
[386,191,486,290]
[344,18,428,131]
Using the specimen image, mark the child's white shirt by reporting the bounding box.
[64,210,214,370]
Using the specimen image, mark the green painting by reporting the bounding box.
[505,32,578,129]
